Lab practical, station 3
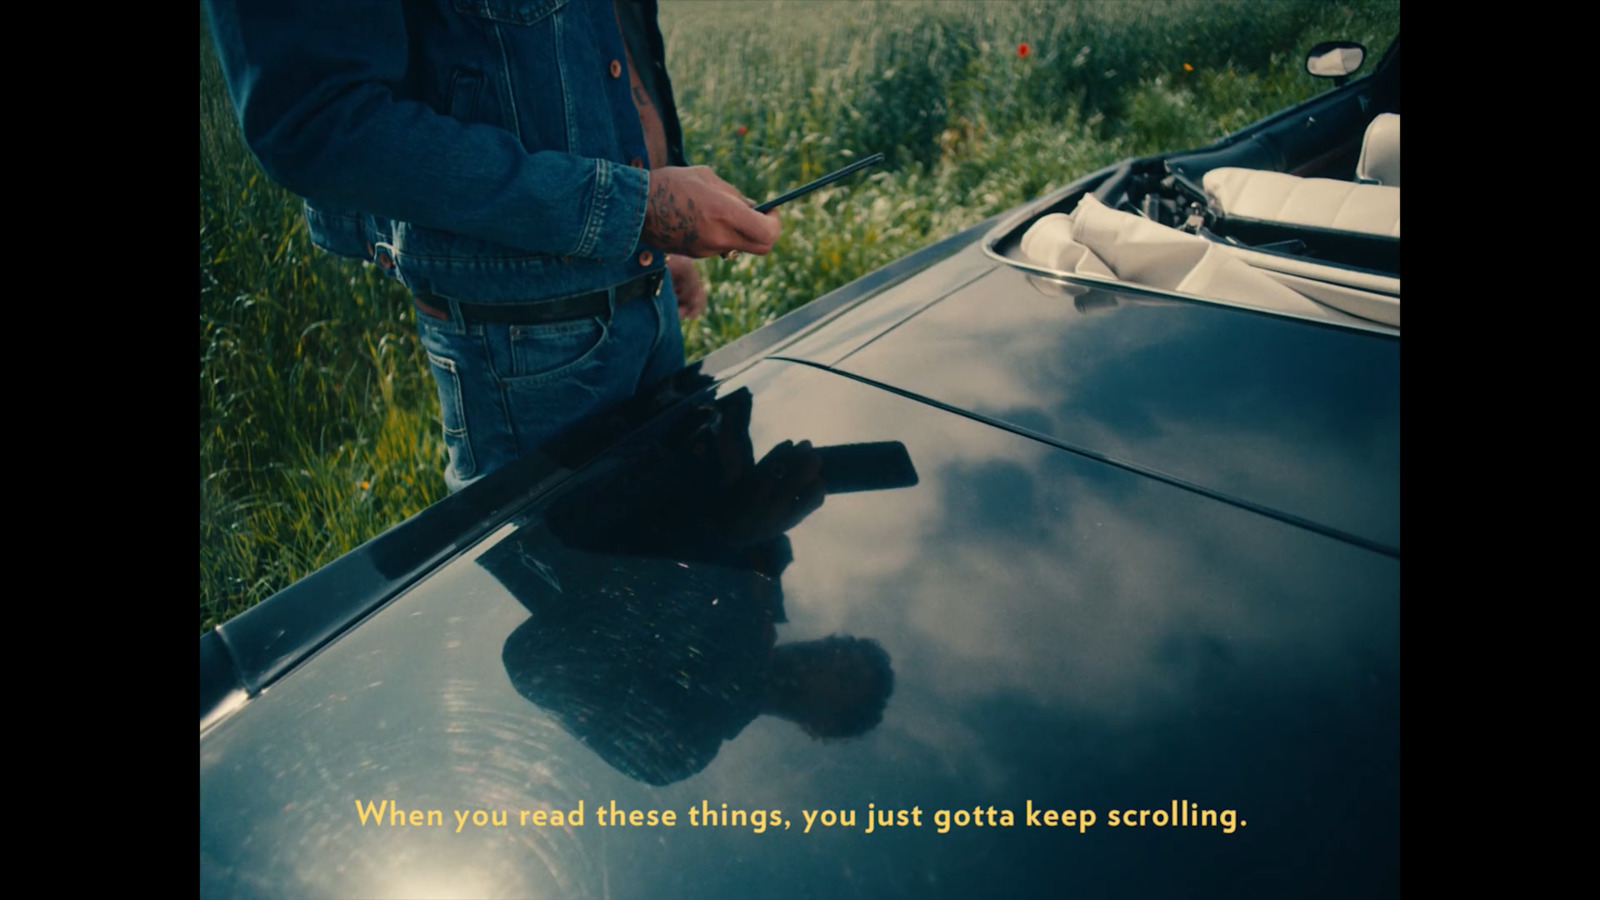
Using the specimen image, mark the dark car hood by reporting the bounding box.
[778,254,1398,555]
[201,343,1398,898]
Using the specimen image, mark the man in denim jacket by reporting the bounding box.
[205,0,781,492]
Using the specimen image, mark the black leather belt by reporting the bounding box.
[414,270,664,325]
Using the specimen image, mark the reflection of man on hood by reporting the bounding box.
[487,388,893,785]
[500,568,892,786]
[541,387,820,579]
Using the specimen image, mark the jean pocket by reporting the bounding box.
[425,350,477,482]
[506,316,609,384]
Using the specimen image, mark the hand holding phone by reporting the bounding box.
[645,165,783,258]
[722,153,885,259]
[755,153,886,213]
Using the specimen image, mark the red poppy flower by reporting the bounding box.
[1017,42,1030,58]
[736,124,748,137]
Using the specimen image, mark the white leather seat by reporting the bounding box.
[1202,167,1399,238]
[1356,113,1400,187]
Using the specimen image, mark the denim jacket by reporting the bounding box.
[205,0,685,303]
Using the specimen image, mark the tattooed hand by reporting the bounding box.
[641,166,781,258]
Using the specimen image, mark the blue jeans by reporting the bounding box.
[415,274,685,493]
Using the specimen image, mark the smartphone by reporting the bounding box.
[755,153,886,213]
[812,441,918,494]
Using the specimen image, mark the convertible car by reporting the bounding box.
[201,36,1399,899]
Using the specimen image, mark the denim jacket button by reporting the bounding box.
[609,59,622,78]
[638,250,654,267]
[630,157,644,169]
[376,250,394,270]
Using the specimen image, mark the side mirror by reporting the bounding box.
[1305,41,1366,87]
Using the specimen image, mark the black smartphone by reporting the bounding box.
[812,441,918,494]
[755,153,886,213]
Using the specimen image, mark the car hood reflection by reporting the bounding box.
[199,358,1396,898]
[486,387,901,785]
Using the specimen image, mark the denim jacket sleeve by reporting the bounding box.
[203,0,650,262]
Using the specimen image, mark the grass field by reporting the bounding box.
[199,0,1400,632]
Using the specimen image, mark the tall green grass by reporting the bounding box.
[201,10,448,629]
[200,0,1400,631]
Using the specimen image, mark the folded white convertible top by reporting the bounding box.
[1019,194,1399,326]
